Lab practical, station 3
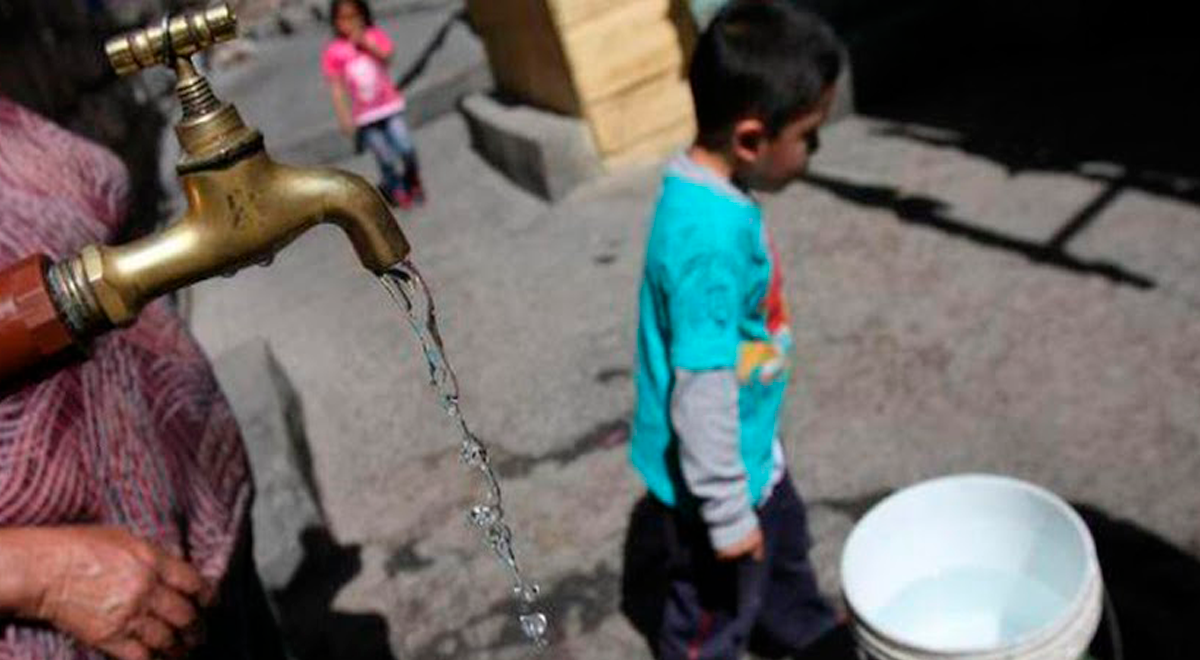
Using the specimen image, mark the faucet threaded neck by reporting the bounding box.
[178,73,221,119]
[172,57,221,119]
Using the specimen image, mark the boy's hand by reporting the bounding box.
[716,526,764,562]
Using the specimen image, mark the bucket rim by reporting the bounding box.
[839,473,1100,655]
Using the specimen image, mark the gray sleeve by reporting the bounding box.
[671,368,758,551]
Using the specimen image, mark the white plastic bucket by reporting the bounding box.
[840,474,1103,660]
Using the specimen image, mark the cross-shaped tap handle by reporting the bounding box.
[105,3,237,76]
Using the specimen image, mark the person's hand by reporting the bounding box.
[31,526,211,660]
[351,29,388,61]
[715,526,765,562]
[339,119,355,137]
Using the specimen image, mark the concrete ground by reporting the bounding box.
[188,111,1200,658]
[181,10,1200,659]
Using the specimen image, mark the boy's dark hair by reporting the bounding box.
[690,0,842,148]
[329,0,374,32]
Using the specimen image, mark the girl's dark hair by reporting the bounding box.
[690,0,843,148]
[329,0,374,33]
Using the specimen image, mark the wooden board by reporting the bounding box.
[467,0,581,114]
[585,72,693,154]
[559,0,682,104]
[468,0,698,169]
[545,0,644,28]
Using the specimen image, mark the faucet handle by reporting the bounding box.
[105,3,238,76]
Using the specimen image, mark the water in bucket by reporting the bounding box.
[841,474,1102,659]
[873,566,1068,649]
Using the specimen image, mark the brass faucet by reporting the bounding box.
[47,3,411,336]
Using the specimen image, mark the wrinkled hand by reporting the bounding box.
[33,527,211,660]
[715,526,765,562]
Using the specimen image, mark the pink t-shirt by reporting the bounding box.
[322,26,406,126]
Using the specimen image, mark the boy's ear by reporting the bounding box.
[731,118,767,165]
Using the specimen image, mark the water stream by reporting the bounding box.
[380,260,548,650]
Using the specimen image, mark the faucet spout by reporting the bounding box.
[56,150,410,329]
[283,163,411,273]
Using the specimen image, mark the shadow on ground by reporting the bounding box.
[1076,504,1200,660]
[271,527,397,660]
[798,171,1157,288]
[800,0,1197,289]
[407,561,621,658]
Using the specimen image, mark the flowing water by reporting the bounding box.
[380,260,549,650]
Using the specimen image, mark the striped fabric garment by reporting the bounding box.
[0,97,252,658]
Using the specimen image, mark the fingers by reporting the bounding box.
[148,584,206,651]
[123,534,204,599]
[101,638,151,660]
[134,616,174,651]
[154,553,205,599]
[131,536,212,641]
[102,617,186,660]
[148,586,198,630]
[137,616,191,658]
[715,527,765,562]
[748,532,765,562]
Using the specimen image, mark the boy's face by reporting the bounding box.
[735,85,835,192]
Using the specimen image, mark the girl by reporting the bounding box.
[323,0,425,208]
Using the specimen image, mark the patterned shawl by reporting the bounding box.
[0,97,251,658]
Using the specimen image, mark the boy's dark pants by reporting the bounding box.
[622,477,835,659]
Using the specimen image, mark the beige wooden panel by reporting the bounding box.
[467,0,582,115]
[603,114,695,170]
[558,0,684,102]
[545,0,643,27]
[559,0,672,45]
[585,73,694,154]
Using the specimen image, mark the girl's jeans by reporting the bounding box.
[358,112,421,193]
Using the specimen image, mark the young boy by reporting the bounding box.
[623,1,843,657]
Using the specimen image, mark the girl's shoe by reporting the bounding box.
[390,186,413,210]
[409,182,426,206]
